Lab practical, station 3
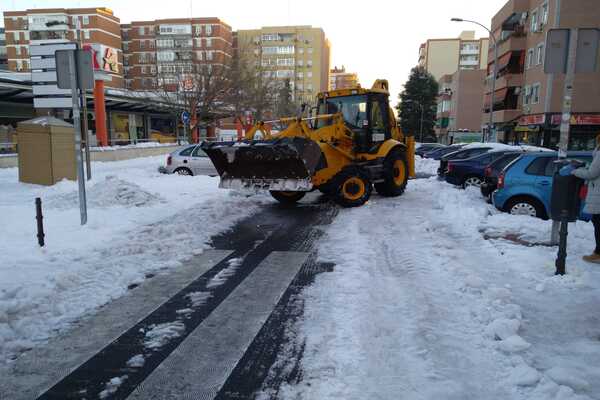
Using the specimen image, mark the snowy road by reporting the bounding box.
[2,156,600,399]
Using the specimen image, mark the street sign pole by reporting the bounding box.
[67,51,88,225]
[76,19,92,181]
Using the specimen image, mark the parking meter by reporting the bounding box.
[550,159,585,222]
[551,159,585,275]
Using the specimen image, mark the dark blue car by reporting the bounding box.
[445,150,521,187]
[424,144,465,160]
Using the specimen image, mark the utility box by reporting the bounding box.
[17,116,76,185]
[550,160,585,222]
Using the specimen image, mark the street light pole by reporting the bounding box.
[451,18,499,143]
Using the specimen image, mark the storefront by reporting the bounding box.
[545,114,600,150]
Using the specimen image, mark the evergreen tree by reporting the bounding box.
[396,67,439,142]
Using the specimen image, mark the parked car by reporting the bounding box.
[424,144,465,160]
[416,143,445,157]
[158,144,212,176]
[438,146,497,177]
[480,152,525,199]
[492,151,593,219]
[445,150,520,187]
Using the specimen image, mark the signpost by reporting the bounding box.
[56,49,94,226]
[181,111,191,144]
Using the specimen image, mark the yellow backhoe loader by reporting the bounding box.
[201,80,415,207]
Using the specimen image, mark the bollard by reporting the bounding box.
[35,197,45,247]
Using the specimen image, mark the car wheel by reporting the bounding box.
[175,167,193,176]
[463,176,483,188]
[506,197,546,219]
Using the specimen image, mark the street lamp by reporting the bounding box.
[451,17,499,143]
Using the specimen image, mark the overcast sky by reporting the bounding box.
[2,0,506,105]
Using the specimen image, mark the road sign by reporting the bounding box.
[181,111,191,125]
[55,50,94,90]
[30,42,76,109]
[545,28,600,74]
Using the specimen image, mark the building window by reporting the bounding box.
[262,34,280,41]
[139,26,144,36]
[83,15,89,25]
[150,65,156,74]
[206,38,212,48]
[298,47,304,54]
[16,60,23,71]
[123,42,129,51]
[530,9,538,32]
[141,66,147,74]
[307,71,313,78]
[297,59,303,67]
[206,51,213,60]
[536,43,544,65]
[307,83,313,91]
[523,85,531,105]
[297,72,303,79]
[84,30,90,40]
[205,25,212,36]
[531,83,541,104]
[307,60,313,67]
[541,2,549,25]
[526,48,534,69]
[307,47,313,54]
[15,46,20,56]
[139,53,147,63]
[140,41,145,49]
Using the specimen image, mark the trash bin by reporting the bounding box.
[17,116,76,185]
[550,159,585,222]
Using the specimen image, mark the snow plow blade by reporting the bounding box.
[200,137,324,192]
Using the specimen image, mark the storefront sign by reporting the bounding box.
[551,114,600,125]
[83,44,119,74]
[518,114,545,126]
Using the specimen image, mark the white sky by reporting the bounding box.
[2,0,506,105]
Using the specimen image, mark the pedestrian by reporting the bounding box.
[567,134,600,263]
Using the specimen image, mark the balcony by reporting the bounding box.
[490,73,523,91]
[483,109,522,124]
[459,59,480,66]
[491,35,526,58]
[460,48,480,56]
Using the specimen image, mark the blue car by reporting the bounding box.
[492,151,592,219]
[445,150,522,187]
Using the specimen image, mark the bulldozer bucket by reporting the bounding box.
[200,137,324,192]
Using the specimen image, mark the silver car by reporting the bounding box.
[158,145,217,176]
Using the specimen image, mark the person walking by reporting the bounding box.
[569,134,600,263]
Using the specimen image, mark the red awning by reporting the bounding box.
[484,88,509,108]
[488,52,514,74]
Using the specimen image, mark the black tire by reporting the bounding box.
[375,149,408,197]
[174,167,193,176]
[333,167,372,208]
[505,196,547,219]
[270,191,306,204]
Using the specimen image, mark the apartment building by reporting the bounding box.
[236,26,331,103]
[0,28,7,70]
[329,65,359,90]
[485,0,600,149]
[2,7,124,88]
[436,69,487,142]
[419,31,489,81]
[121,18,233,91]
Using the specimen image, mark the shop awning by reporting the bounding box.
[484,88,509,108]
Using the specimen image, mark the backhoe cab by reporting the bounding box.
[201,80,415,207]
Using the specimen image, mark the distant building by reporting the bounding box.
[329,66,358,90]
[418,31,489,81]
[0,28,7,70]
[2,7,124,88]
[120,17,233,91]
[486,0,600,149]
[436,69,486,143]
[236,26,331,103]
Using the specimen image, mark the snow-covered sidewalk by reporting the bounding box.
[272,157,600,400]
[0,156,268,363]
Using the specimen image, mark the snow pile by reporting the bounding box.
[90,142,182,152]
[0,156,270,363]
[143,321,186,350]
[206,257,243,289]
[46,175,164,209]
[126,354,145,368]
[414,156,439,176]
[268,164,600,399]
[99,375,128,399]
